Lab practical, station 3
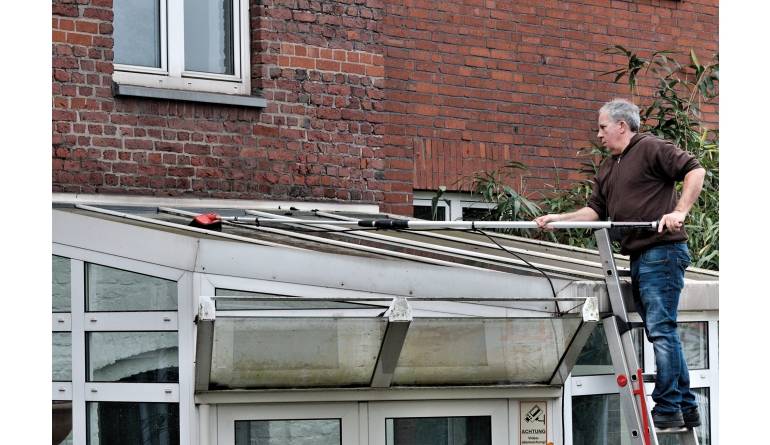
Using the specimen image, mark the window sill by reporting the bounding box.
[113,83,266,108]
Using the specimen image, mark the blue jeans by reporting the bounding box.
[630,242,697,414]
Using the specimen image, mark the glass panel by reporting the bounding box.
[572,388,710,445]
[88,332,178,383]
[215,289,378,310]
[210,318,386,388]
[392,317,581,385]
[53,401,74,445]
[184,0,235,74]
[87,402,179,445]
[114,0,161,68]
[462,207,492,221]
[235,419,341,445]
[53,256,71,312]
[53,332,72,382]
[658,388,710,445]
[413,205,446,221]
[679,322,709,370]
[386,416,491,445]
[571,323,643,376]
[87,264,177,311]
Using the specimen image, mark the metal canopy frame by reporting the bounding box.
[193,295,599,392]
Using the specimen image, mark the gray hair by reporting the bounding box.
[599,99,640,132]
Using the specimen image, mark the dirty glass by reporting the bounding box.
[87,264,177,311]
[386,416,491,445]
[87,402,179,445]
[53,255,71,312]
[571,323,644,376]
[210,317,386,388]
[679,322,709,370]
[392,317,581,385]
[87,332,178,383]
[53,332,72,381]
[235,419,341,445]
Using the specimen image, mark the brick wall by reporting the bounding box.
[53,0,403,210]
[52,0,718,214]
[382,0,719,196]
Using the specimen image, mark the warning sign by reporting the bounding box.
[520,401,547,445]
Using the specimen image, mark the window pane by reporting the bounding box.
[211,318,386,389]
[392,318,581,385]
[53,401,74,445]
[413,205,446,221]
[235,419,341,445]
[88,332,178,383]
[53,255,71,312]
[386,416,491,445]
[87,264,177,311]
[185,0,235,74]
[462,207,492,221]
[679,322,709,370]
[87,402,179,445]
[53,332,72,381]
[572,388,711,445]
[572,323,643,376]
[114,0,161,68]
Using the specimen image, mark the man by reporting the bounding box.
[534,98,706,429]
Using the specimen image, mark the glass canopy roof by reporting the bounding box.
[197,296,593,390]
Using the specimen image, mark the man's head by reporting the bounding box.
[597,99,640,155]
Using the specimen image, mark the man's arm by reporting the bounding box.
[658,167,706,233]
[534,206,600,230]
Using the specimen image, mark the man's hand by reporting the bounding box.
[534,214,560,231]
[658,210,686,233]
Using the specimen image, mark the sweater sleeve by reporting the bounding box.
[654,140,702,181]
[587,175,607,220]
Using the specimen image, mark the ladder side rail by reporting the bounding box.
[595,229,657,445]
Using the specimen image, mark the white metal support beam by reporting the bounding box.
[194,296,216,392]
[370,297,412,388]
[549,296,600,385]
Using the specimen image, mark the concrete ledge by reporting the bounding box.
[113,83,267,108]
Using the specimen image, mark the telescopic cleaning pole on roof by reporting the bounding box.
[188,213,658,231]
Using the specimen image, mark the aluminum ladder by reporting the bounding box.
[594,228,699,445]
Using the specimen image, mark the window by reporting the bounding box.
[235,419,341,445]
[571,389,711,445]
[413,191,495,221]
[87,402,180,445]
[386,417,491,445]
[87,263,177,311]
[113,0,251,95]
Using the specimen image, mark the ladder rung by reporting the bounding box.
[616,267,632,277]
[642,373,655,383]
[655,427,693,434]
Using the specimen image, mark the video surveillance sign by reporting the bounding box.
[520,401,547,445]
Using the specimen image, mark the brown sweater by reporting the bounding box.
[587,133,702,255]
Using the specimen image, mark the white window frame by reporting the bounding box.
[413,191,496,222]
[217,402,360,445]
[51,250,193,445]
[113,0,251,95]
